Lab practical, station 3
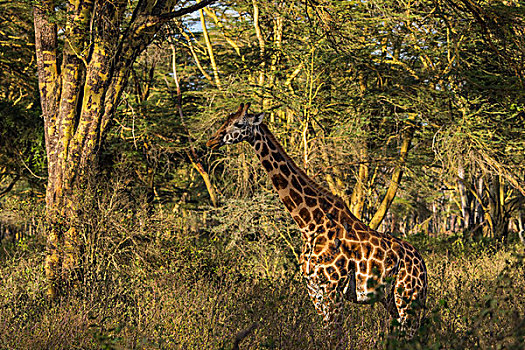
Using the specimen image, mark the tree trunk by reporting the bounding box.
[518,211,524,244]
[34,0,215,299]
[486,175,509,240]
[368,123,415,230]
[349,161,368,220]
[473,176,485,238]
[457,162,473,234]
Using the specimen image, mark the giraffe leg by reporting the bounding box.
[381,294,399,326]
[306,279,347,349]
[393,282,425,338]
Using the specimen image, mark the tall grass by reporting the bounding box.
[0,196,523,349]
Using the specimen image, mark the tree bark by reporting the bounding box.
[350,161,368,220]
[485,175,509,239]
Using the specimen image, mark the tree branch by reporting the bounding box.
[0,175,20,198]
[156,0,216,23]
[232,322,259,350]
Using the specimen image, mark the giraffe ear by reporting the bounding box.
[240,102,251,117]
[248,112,264,125]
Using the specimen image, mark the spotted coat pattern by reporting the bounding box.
[207,103,428,338]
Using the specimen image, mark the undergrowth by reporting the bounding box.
[0,196,523,349]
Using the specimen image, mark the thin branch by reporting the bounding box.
[170,42,218,207]
[199,7,222,89]
[18,153,46,180]
[156,0,217,23]
[0,175,20,198]
[174,22,214,83]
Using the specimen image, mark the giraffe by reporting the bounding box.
[206,103,428,341]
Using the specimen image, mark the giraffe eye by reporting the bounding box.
[233,122,244,128]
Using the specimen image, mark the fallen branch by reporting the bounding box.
[232,322,259,350]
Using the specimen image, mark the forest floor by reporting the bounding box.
[0,206,524,350]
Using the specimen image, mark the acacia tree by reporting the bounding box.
[33,0,215,298]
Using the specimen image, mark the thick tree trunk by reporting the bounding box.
[34,0,127,297]
[34,0,214,298]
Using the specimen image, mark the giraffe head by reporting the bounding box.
[206,103,264,149]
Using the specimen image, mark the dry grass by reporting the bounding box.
[0,204,523,350]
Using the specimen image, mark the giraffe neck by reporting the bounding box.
[250,123,358,241]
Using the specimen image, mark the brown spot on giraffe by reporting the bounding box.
[361,242,373,258]
[313,208,324,224]
[289,188,303,206]
[335,255,346,270]
[266,135,277,150]
[305,196,317,207]
[319,197,331,212]
[354,221,368,231]
[280,164,291,177]
[298,176,307,186]
[358,230,370,241]
[314,236,327,254]
[299,208,311,222]
[375,247,385,261]
[260,143,269,157]
[282,196,294,211]
[304,186,316,197]
[206,103,428,339]
[271,173,288,190]
[291,176,302,191]
[327,228,336,240]
[272,151,284,163]
[262,159,273,172]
